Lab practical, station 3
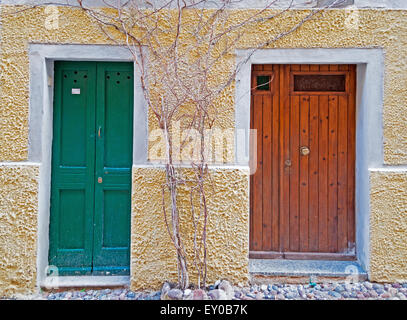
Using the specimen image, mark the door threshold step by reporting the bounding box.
[41,275,130,289]
[249,259,367,283]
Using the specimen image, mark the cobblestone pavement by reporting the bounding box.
[3,281,407,300]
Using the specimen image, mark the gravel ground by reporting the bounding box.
[3,281,407,300]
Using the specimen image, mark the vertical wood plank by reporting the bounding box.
[320,65,329,72]
[308,95,319,251]
[301,64,310,71]
[252,94,263,250]
[328,95,338,253]
[272,65,280,251]
[250,90,254,250]
[318,95,329,252]
[262,93,273,250]
[338,94,348,252]
[310,65,319,72]
[289,94,300,252]
[329,65,339,71]
[263,64,273,71]
[299,95,310,252]
[339,65,349,71]
[291,64,301,71]
[279,65,291,252]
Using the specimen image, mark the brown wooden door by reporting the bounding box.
[250,64,356,260]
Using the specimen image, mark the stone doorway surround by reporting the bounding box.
[235,48,385,278]
[28,44,148,288]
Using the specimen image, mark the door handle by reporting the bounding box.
[98,126,101,138]
[98,177,103,184]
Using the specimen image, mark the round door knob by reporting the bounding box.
[300,146,310,156]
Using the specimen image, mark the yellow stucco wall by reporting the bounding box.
[131,167,249,290]
[0,5,407,295]
[370,171,407,283]
[1,7,407,164]
[0,165,39,296]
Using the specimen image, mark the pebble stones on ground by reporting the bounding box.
[40,288,161,300]
[8,280,407,300]
[233,281,407,301]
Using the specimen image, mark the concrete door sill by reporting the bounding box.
[249,259,367,283]
[41,276,130,289]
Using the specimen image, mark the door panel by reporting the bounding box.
[250,64,356,260]
[102,190,131,248]
[49,62,96,274]
[92,63,133,274]
[59,70,90,167]
[58,189,86,250]
[101,68,134,168]
[49,61,133,275]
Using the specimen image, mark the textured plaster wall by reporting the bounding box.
[131,166,250,290]
[0,165,39,296]
[0,8,407,163]
[0,5,406,294]
[0,7,406,163]
[370,171,407,283]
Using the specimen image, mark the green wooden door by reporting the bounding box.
[49,61,133,276]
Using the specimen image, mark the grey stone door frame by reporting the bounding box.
[235,48,385,274]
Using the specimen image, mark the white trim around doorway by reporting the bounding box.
[28,44,148,288]
[235,48,385,277]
